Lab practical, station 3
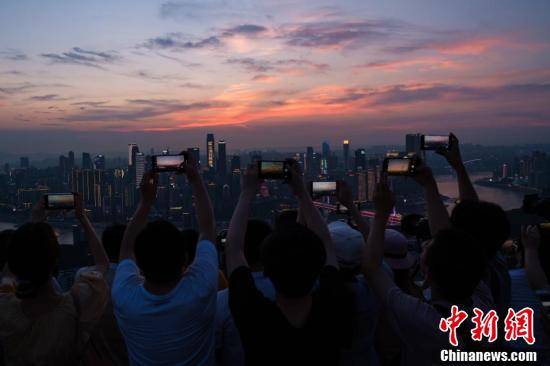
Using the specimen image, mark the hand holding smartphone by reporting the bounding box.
[152,153,188,173]
[309,181,339,198]
[45,193,76,210]
[421,134,451,151]
[383,155,420,176]
[257,160,291,180]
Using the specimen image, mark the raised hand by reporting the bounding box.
[241,164,260,197]
[140,171,158,207]
[74,193,85,220]
[436,133,463,169]
[336,180,354,209]
[178,151,200,181]
[373,180,395,218]
[287,159,307,197]
[413,164,436,187]
[31,196,47,223]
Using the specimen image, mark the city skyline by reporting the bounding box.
[1,1,550,152]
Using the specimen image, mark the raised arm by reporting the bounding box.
[437,133,479,202]
[75,193,109,274]
[119,171,157,261]
[523,225,550,291]
[288,162,338,268]
[183,153,216,244]
[225,165,259,276]
[337,180,370,240]
[362,180,397,298]
[414,165,451,236]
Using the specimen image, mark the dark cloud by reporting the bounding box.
[28,94,66,101]
[0,70,25,76]
[222,24,268,37]
[180,82,205,89]
[64,98,231,122]
[279,20,405,48]
[0,83,37,95]
[41,47,120,68]
[226,57,329,74]
[142,33,221,51]
[0,50,29,61]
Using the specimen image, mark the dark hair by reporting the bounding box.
[102,224,126,263]
[426,228,487,303]
[274,209,298,231]
[261,223,326,297]
[181,229,199,265]
[8,223,60,298]
[244,219,272,268]
[0,229,14,270]
[451,200,511,258]
[135,220,185,283]
[400,213,423,236]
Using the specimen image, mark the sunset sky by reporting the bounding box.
[1,0,550,153]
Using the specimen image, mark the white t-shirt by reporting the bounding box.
[112,240,218,366]
[385,282,494,366]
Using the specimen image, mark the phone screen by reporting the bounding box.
[258,161,287,179]
[154,155,186,172]
[423,135,449,150]
[387,159,411,175]
[312,181,337,196]
[47,193,75,210]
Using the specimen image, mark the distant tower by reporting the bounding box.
[343,140,350,171]
[305,146,314,176]
[135,152,145,185]
[217,140,227,176]
[230,155,241,173]
[68,151,75,169]
[206,133,215,169]
[94,154,106,170]
[354,149,366,172]
[187,147,200,168]
[20,157,29,169]
[82,152,93,170]
[128,143,139,167]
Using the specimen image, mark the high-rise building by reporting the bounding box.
[135,152,145,185]
[187,147,200,167]
[94,155,106,170]
[406,134,422,154]
[218,140,227,176]
[82,152,93,170]
[59,155,68,176]
[128,143,139,166]
[343,140,350,171]
[20,157,29,169]
[206,133,215,169]
[367,169,377,201]
[305,146,314,176]
[68,151,75,169]
[355,149,366,171]
[357,171,367,202]
[230,155,241,173]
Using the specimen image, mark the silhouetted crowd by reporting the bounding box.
[1,136,549,366]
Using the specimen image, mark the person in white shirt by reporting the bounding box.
[112,154,218,366]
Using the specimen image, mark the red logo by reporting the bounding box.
[439,305,469,347]
[504,307,535,345]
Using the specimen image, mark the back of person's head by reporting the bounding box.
[274,209,298,231]
[425,228,487,303]
[328,221,363,273]
[261,223,326,298]
[0,229,14,270]
[8,223,59,298]
[384,229,414,270]
[400,213,423,237]
[244,219,272,269]
[451,200,510,258]
[102,224,126,263]
[181,228,199,265]
[135,220,185,283]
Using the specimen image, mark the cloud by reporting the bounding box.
[0,70,25,76]
[131,70,186,81]
[279,19,405,49]
[384,35,510,56]
[0,82,37,95]
[226,57,329,74]
[180,82,206,89]
[41,47,120,68]
[28,94,66,101]
[354,57,462,72]
[141,32,221,51]
[222,24,268,37]
[0,49,29,61]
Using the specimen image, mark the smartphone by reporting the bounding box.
[421,135,450,150]
[385,151,403,158]
[383,157,419,176]
[152,154,187,173]
[45,193,75,210]
[310,181,338,197]
[257,160,290,180]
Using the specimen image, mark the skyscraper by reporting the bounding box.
[355,149,366,171]
[305,146,314,176]
[217,140,227,176]
[230,155,241,173]
[20,157,29,169]
[406,134,422,154]
[357,171,367,202]
[135,152,145,185]
[68,151,75,169]
[82,152,93,170]
[187,147,200,167]
[128,143,139,166]
[206,133,215,169]
[343,140,350,171]
[94,154,106,170]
